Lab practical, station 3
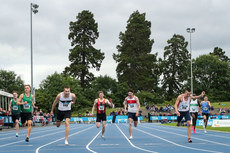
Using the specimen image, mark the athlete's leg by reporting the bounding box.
[102,121,106,136]
[205,115,209,128]
[134,121,138,127]
[65,118,70,141]
[15,119,19,134]
[128,118,133,137]
[191,114,196,127]
[203,115,207,127]
[56,121,61,127]
[96,122,101,128]
[187,120,191,138]
[26,120,32,138]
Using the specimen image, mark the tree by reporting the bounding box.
[0,69,24,93]
[113,10,159,92]
[161,34,190,100]
[36,72,88,113]
[193,55,230,101]
[210,47,230,63]
[64,10,105,90]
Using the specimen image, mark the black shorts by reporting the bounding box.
[190,112,198,119]
[96,114,106,122]
[128,112,138,122]
[202,113,209,119]
[57,110,71,122]
[12,114,20,123]
[21,113,33,124]
[177,111,191,122]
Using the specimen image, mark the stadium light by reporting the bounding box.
[187,28,195,94]
[30,3,39,103]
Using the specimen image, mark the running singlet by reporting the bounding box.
[127,97,138,113]
[190,99,199,113]
[11,99,21,115]
[96,98,106,114]
[178,96,190,112]
[58,92,72,111]
[21,94,33,113]
[202,101,209,113]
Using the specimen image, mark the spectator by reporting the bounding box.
[85,110,89,116]
[78,113,82,117]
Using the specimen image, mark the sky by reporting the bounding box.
[0,0,230,89]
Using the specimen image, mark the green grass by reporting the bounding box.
[163,123,230,132]
[211,102,230,108]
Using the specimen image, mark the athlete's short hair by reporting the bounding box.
[24,84,31,88]
[128,89,134,93]
[98,91,104,95]
[12,91,17,94]
[64,86,70,90]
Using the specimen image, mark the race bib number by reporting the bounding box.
[13,106,18,111]
[204,107,208,111]
[192,108,195,111]
[99,106,104,110]
[129,104,136,108]
[24,104,30,109]
[63,102,69,107]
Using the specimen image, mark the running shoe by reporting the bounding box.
[129,136,133,140]
[203,124,205,129]
[101,135,104,139]
[188,138,192,143]
[204,129,207,133]
[25,137,29,142]
[65,140,69,145]
[16,133,19,137]
[192,126,196,134]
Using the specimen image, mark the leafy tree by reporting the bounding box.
[113,10,159,92]
[210,47,230,63]
[36,72,88,113]
[0,69,24,94]
[161,34,190,100]
[64,10,104,90]
[193,55,230,101]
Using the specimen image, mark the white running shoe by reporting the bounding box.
[101,135,104,138]
[65,140,69,145]
[204,130,207,133]
[129,136,133,140]
[203,124,205,128]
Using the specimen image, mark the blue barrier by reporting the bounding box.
[70,115,143,123]
[150,115,230,121]
[0,116,13,124]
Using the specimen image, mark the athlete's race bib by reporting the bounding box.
[99,106,104,110]
[192,108,195,111]
[129,104,136,108]
[63,102,69,107]
[23,104,30,109]
[181,105,188,110]
[204,107,208,111]
[13,106,18,111]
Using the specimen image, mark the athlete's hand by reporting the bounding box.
[71,102,74,104]
[34,106,38,109]
[24,101,27,105]
[201,91,205,96]
[176,112,180,116]
[50,111,53,115]
[136,112,139,117]
[92,113,94,117]
[125,110,128,113]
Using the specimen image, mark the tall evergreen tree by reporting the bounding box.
[161,34,190,100]
[113,10,158,92]
[64,10,105,90]
[210,47,230,63]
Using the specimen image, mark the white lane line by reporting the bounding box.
[147,124,230,138]
[36,125,94,153]
[134,126,222,153]
[115,124,158,153]
[86,130,101,153]
[100,144,119,146]
[0,125,88,148]
[140,125,230,147]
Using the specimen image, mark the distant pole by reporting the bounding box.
[30,3,39,103]
[186,28,195,94]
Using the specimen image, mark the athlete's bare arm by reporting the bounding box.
[123,98,128,113]
[71,93,76,104]
[106,99,114,108]
[31,95,38,109]
[208,101,211,108]
[191,91,205,99]
[91,99,97,116]
[175,95,182,116]
[17,94,26,105]
[50,94,60,115]
[8,99,12,113]
[135,96,140,116]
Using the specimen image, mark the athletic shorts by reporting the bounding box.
[177,111,191,122]
[57,110,71,122]
[96,113,106,122]
[12,114,20,123]
[202,113,209,119]
[21,113,33,124]
[128,112,138,122]
[190,112,198,119]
